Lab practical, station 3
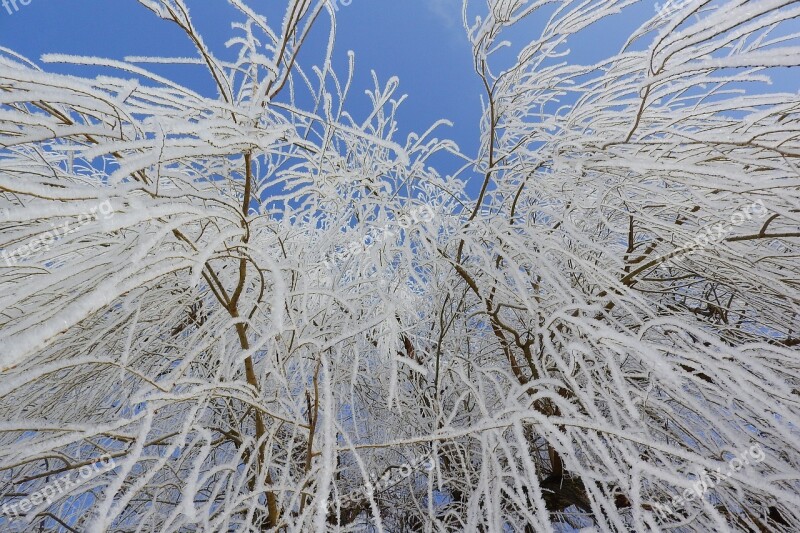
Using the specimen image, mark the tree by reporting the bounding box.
[0,0,798,531]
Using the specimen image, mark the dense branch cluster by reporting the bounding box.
[0,0,798,531]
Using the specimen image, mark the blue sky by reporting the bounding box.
[0,0,484,169]
[0,1,655,178]
[2,1,793,189]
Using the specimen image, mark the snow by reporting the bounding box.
[1,0,799,531]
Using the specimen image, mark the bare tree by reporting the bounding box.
[0,0,798,531]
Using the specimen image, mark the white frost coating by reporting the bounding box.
[394,354,428,377]
[88,410,154,533]
[188,227,243,289]
[180,428,213,522]
[313,355,335,531]
[0,259,196,370]
[0,0,798,531]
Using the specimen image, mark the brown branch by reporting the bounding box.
[299,359,321,513]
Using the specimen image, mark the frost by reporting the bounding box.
[0,0,799,531]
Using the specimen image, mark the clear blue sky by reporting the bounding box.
[0,1,485,172]
[2,1,793,190]
[0,0,657,179]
